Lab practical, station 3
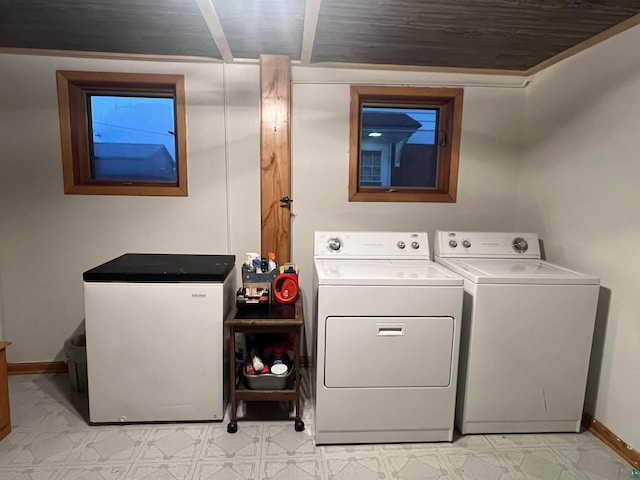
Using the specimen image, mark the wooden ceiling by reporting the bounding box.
[1,0,639,75]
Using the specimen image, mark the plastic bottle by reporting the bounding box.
[270,343,290,374]
[286,332,296,362]
[253,258,262,273]
[250,348,267,375]
[234,333,247,362]
[245,252,260,268]
[271,343,286,360]
[268,252,277,272]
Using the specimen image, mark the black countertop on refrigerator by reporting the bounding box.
[83,253,236,282]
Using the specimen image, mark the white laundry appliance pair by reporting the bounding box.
[433,231,600,434]
[313,231,464,444]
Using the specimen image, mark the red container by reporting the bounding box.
[271,343,286,357]
[273,272,298,303]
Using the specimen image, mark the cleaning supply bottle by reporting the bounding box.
[250,348,268,375]
[245,252,259,267]
[270,343,290,367]
[245,252,260,274]
[268,252,277,272]
[273,272,298,303]
[234,333,247,362]
[270,343,289,375]
[253,258,262,273]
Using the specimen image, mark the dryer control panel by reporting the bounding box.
[314,231,430,259]
[434,231,540,258]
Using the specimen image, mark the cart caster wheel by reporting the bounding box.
[294,418,305,432]
[227,421,237,433]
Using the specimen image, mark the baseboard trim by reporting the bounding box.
[583,413,640,469]
[8,361,67,375]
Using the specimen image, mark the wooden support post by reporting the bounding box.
[260,54,291,265]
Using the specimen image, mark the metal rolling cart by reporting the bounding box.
[225,298,304,433]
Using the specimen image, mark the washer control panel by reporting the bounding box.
[434,231,540,258]
[315,231,429,259]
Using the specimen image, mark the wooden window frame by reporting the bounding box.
[349,85,463,203]
[56,70,188,196]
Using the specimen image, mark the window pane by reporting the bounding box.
[360,150,382,186]
[88,95,177,182]
[360,106,438,189]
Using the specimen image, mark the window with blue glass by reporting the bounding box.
[56,71,188,196]
[88,95,177,182]
[349,86,463,203]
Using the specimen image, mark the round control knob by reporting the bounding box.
[411,241,420,250]
[328,237,342,251]
[448,240,458,248]
[512,237,529,253]
[462,240,471,248]
[397,241,406,249]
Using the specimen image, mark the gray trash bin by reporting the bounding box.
[64,334,87,393]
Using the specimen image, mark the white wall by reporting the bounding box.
[223,64,262,283]
[0,54,528,364]
[517,26,640,450]
[291,67,527,347]
[0,55,234,362]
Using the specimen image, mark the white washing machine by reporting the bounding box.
[433,231,600,434]
[313,231,464,444]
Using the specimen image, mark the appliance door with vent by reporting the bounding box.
[325,316,454,388]
[314,284,463,444]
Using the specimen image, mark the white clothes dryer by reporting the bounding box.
[433,231,600,434]
[313,231,464,444]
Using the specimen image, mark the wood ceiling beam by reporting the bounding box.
[194,0,233,63]
[300,0,322,64]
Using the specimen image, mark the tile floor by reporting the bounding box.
[0,372,635,479]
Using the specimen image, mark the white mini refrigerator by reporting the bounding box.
[83,254,236,423]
